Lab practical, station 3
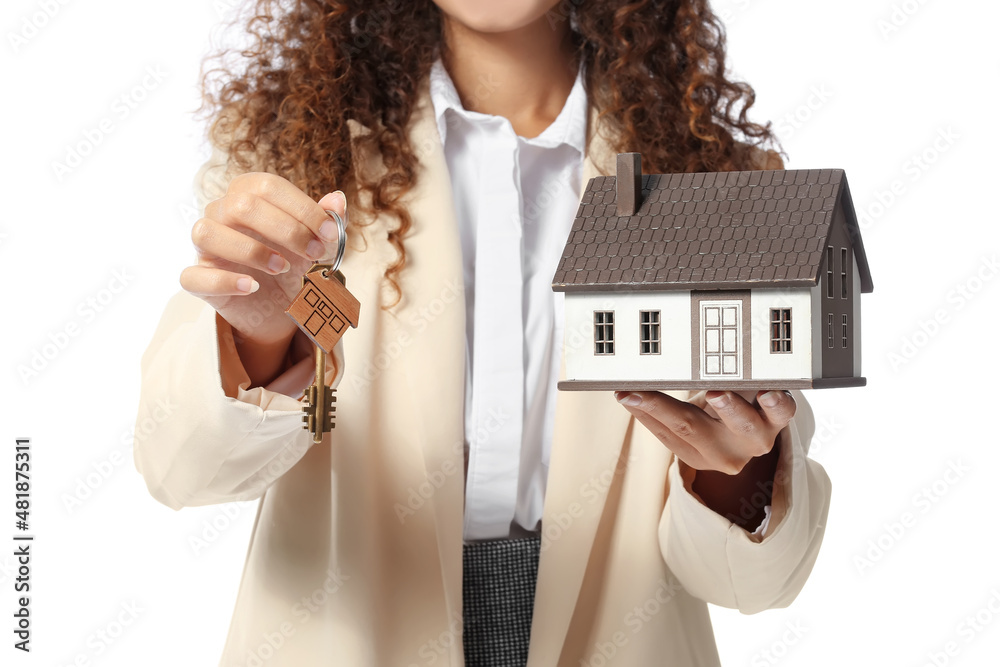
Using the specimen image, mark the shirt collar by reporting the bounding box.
[429,57,587,154]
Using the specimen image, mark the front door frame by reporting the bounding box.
[690,290,752,381]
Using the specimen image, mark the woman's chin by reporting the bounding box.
[434,0,561,34]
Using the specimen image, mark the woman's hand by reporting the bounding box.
[180,173,348,346]
[616,389,796,529]
[615,389,795,475]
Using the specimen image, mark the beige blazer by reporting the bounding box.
[133,77,831,667]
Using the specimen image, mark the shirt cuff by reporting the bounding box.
[214,311,345,411]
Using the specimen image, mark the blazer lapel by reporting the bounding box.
[527,107,634,666]
[381,82,468,644]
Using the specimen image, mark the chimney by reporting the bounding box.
[616,152,642,217]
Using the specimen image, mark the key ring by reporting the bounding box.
[322,209,347,274]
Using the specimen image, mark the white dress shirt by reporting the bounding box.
[429,59,588,541]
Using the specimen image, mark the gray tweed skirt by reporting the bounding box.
[462,535,542,667]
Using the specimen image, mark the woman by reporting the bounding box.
[134,0,831,665]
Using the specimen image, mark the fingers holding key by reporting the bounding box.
[190,217,292,275]
[205,186,339,264]
[180,170,352,346]
[229,172,348,258]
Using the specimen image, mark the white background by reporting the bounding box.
[1,0,997,665]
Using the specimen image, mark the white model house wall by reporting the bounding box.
[566,287,819,383]
[563,291,691,382]
[749,288,813,380]
[811,281,823,379]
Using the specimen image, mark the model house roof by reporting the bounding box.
[552,153,873,293]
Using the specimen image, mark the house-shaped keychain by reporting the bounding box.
[287,266,361,354]
[552,152,873,391]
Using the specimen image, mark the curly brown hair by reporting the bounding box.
[197,0,780,307]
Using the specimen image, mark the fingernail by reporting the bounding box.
[617,392,642,407]
[268,254,290,274]
[706,394,729,409]
[318,219,339,242]
[306,239,325,260]
[333,190,346,210]
[759,391,780,408]
[237,277,260,294]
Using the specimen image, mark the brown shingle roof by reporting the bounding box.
[552,168,873,293]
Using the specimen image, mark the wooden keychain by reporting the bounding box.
[284,209,361,443]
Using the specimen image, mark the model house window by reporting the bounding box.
[594,311,615,355]
[770,308,792,353]
[841,248,848,299]
[640,310,660,355]
[827,313,834,348]
[842,314,849,348]
[826,246,834,298]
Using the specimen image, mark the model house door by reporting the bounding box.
[701,301,742,379]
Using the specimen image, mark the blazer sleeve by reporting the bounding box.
[658,390,832,613]
[132,145,344,510]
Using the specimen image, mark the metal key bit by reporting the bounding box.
[303,345,336,443]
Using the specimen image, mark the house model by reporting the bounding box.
[285,268,360,354]
[551,153,872,391]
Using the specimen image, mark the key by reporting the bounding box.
[302,343,336,442]
[287,264,360,441]
[284,210,361,442]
